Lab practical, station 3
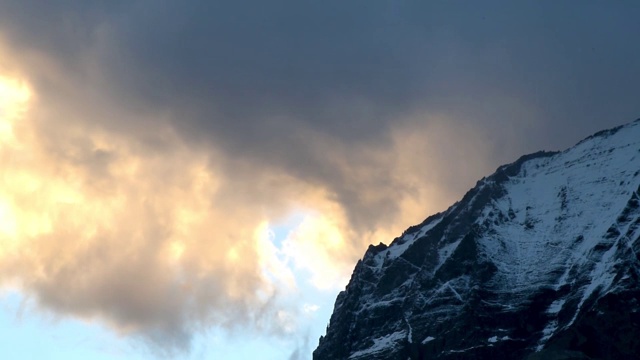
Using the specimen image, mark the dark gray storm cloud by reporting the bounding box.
[2,2,640,225]
[1,1,640,353]
[3,1,640,135]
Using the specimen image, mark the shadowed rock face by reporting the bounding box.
[314,119,640,360]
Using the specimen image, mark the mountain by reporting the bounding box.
[313,119,640,360]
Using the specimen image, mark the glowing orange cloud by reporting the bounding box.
[0,70,369,350]
[0,38,496,352]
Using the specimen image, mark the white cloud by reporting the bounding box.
[303,304,319,314]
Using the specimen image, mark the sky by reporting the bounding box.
[0,1,639,359]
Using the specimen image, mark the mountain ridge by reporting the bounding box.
[314,119,640,360]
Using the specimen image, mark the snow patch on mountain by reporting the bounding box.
[348,330,406,359]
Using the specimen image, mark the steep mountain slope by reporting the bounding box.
[314,119,640,360]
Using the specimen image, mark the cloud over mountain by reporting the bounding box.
[0,0,639,354]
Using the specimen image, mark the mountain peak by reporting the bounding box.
[314,119,640,360]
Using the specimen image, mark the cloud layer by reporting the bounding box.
[1,0,639,355]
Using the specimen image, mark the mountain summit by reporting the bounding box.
[314,120,640,360]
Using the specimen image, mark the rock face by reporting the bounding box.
[314,120,640,360]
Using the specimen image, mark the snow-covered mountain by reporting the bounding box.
[314,119,640,360]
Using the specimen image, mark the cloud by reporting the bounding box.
[303,304,319,314]
[2,1,639,232]
[0,0,639,355]
[280,212,354,290]
[0,73,257,349]
[0,62,333,352]
[0,58,471,355]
